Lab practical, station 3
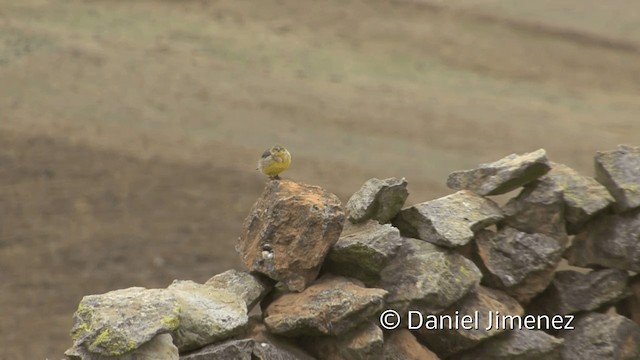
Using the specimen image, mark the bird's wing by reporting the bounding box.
[261,149,271,159]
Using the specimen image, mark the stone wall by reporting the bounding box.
[65,145,640,360]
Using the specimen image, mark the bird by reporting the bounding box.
[257,145,291,180]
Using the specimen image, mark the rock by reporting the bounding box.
[380,238,482,314]
[205,270,273,310]
[473,226,563,303]
[66,333,178,360]
[245,319,317,360]
[302,321,384,360]
[595,144,640,212]
[346,177,409,224]
[68,287,180,357]
[502,179,567,242]
[454,329,563,360]
[383,330,440,360]
[179,339,254,360]
[167,280,248,352]
[323,221,404,286]
[565,208,640,272]
[392,190,503,247]
[545,162,614,233]
[263,275,387,336]
[616,274,640,325]
[236,179,345,292]
[415,286,524,358]
[559,312,640,360]
[446,149,550,195]
[529,269,629,316]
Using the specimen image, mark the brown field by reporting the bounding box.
[1,0,639,358]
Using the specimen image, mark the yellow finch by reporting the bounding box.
[257,145,291,179]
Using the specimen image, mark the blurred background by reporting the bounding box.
[1,0,639,358]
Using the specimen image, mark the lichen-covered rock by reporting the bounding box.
[303,321,384,360]
[529,269,629,316]
[393,190,503,247]
[167,280,248,352]
[383,330,440,360]
[453,329,563,360]
[263,275,387,336]
[66,333,178,360]
[415,286,524,358]
[473,227,563,303]
[236,179,345,292]
[68,287,180,357]
[324,221,403,286]
[616,274,640,325]
[595,144,640,212]
[565,208,640,272]
[502,180,567,243]
[543,162,614,233]
[446,149,550,196]
[380,238,482,314]
[559,312,640,360]
[204,269,273,310]
[346,177,409,224]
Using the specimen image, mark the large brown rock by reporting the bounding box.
[393,190,503,247]
[236,179,345,292]
[473,226,563,303]
[453,329,563,360]
[595,144,640,212]
[346,177,409,224]
[263,275,387,337]
[446,149,550,195]
[383,330,440,360]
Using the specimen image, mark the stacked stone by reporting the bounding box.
[65,145,640,360]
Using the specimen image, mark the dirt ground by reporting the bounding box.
[1,0,640,358]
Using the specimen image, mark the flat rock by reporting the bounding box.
[529,269,629,316]
[346,177,409,224]
[323,221,404,286]
[237,179,345,292]
[167,280,248,352]
[263,275,387,336]
[302,321,384,360]
[502,179,567,242]
[454,329,563,360]
[595,144,640,212]
[616,274,640,325]
[473,226,563,303]
[415,286,524,358]
[393,190,503,247]
[380,238,482,314]
[446,149,550,195]
[565,208,640,272]
[204,269,273,310]
[66,333,178,360]
[383,330,440,360]
[68,287,180,357]
[559,312,640,360]
[545,162,614,233]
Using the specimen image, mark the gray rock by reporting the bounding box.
[205,270,273,310]
[324,221,404,286]
[167,280,248,352]
[415,286,524,358]
[616,274,640,325]
[560,312,640,360]
[346,177,409,224]
[529,269,629,316]
[383,330,440,360]
[595,144,640,212]
[68,287,180,357]
[393,190,503,247]
[565,208,640,272]
[66,333,178,360]
[502,180,567,243]
[263,275,387,336]
[446,149,550,196]
[303,321,384,360]
[245,320,317,360]
[473,227,563,303]
[236,179,345,292]
[179,339,254,360]
[380,238,482,314]
[454,329,563,360]
[545,162,614,233]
